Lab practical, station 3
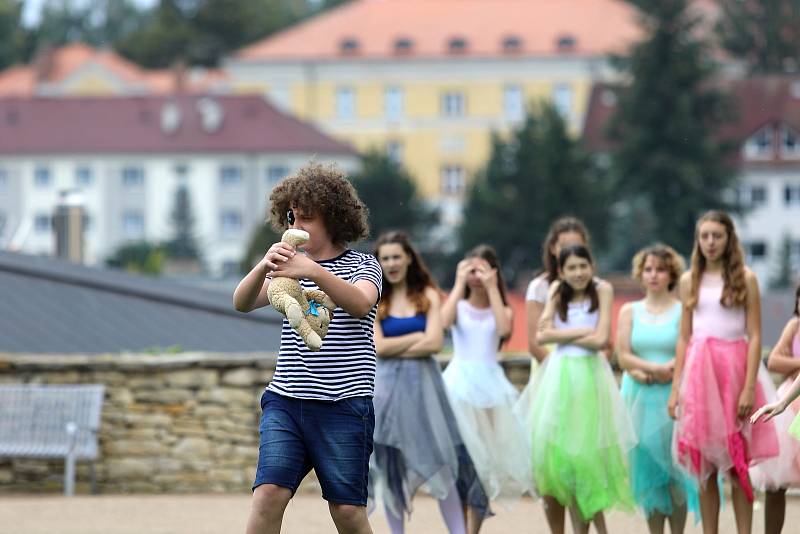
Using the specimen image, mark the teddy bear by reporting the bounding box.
[267,229,336,351]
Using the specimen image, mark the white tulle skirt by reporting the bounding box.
[442,357,533,500]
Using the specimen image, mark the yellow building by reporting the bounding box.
[228,0,640,219]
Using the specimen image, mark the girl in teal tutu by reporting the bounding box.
[530,244,635,534]
[616,244,698,533]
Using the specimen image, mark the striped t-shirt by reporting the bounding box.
[267,248,383,401]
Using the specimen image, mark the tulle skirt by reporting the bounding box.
[750,372,800,490]
[523,352,636,520]
[620,374,700,518]
[369,356,491,519]
[442,357,533,500]
[673,336,779,501]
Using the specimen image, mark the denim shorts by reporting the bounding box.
[253,390,375,506]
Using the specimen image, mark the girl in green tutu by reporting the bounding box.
[529,244,635,534]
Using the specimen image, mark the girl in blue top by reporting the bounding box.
[370,231,489,534]
[616,244,698,534]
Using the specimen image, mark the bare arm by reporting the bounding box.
[374,320,424,358]
[738,269,762,417]
[404,289,445,357]
[767,318,800,376]
[233,242,295,312]
[669,273,693,418]
[538,282,593,344]
[442,259,471,329]
[526,300,550,362]
[573,282,613,350]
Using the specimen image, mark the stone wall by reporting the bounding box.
[0,352,534,494]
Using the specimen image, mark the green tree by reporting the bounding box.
[459,102,611,284]
[240,222,281,275]
[350,150,438,245]
[608,0,739,265]
[163,184,200,260]
[0,0,29,69]
[716,0,800,74]
[769,234,796,289]
[106,241,164,275]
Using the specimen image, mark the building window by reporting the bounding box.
[441,165,465,196]
[0,212,6,238]
[504,85,524,121]
[738,184,768,208]
[785,185,800,206]
[220,165,243,186]
[34,166,51,188]
[744,126,774,160]
[34,213,51,234]
[394,37,414,55]
[781,125,800,158]
[75,166,92,187]
[83,213,92,233]
[386,141,403,165]
[448,37,468,54]
[222,260,240,278]
[121,166,145,188]
[336,87,356,119]
[743,241,767,263]
[221,210,242,238]
[339,37,360,55]
[266,165,289,188]
[441,91,465,118]
[553,84,573,120]
[122,211,145,240]
[385,87,404,121]
[502,35,522,54]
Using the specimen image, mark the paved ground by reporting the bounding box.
[2,492,800,533]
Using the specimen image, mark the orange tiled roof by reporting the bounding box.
[0,43,227,96]
[237,0,642,61]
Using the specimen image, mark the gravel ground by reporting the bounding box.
[2,492,799,533]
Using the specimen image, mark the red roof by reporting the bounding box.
[0,94,355,155]
[583,76,800,166]
[236,0,642,61]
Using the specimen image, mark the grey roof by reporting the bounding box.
[0,250,282,354]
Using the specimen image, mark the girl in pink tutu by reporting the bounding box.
[750,285,800,534]
[667,210,778,534]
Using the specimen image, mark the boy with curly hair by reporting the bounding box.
[234,162,381,534]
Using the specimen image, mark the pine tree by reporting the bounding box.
[769,234,796,289]
[459,102,611,284]
[164,184,200,260]
[716,0,800,74]
[608,0,739,264]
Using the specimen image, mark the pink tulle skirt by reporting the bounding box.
[750,373,800,490]
[673,336,779,501]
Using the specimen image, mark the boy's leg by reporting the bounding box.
[247,484,292,534]
[304,395,375,534]
[248,391,312,534]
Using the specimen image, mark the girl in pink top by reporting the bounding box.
[668,210,778,534]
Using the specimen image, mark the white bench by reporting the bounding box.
[0,384,105,496]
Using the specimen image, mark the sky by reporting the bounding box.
[21,0,158,27]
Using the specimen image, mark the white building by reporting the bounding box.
[0,94,357,276]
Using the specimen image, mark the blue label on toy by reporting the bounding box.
[306,300,320,317]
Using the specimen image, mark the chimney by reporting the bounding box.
[53,189,86,263]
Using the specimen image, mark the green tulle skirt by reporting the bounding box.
[527,353,636,520]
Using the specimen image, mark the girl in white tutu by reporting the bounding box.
[370,231,490,534]
[441,245,533,528]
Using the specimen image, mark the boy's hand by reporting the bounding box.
[260,242,295,271]
[272,251,320,280]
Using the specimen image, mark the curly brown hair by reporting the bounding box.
[374,231,437,321]
[268,162,369,245]
[631,244,686,292]
[686,210,747,310]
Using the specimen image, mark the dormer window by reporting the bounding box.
[394,37,414,55]
[556,34,577,53]
[781,125,800,159]
[448,37,468,54]
[743,125,774,160]
[339,38,360,55]
[502,36,522,54]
